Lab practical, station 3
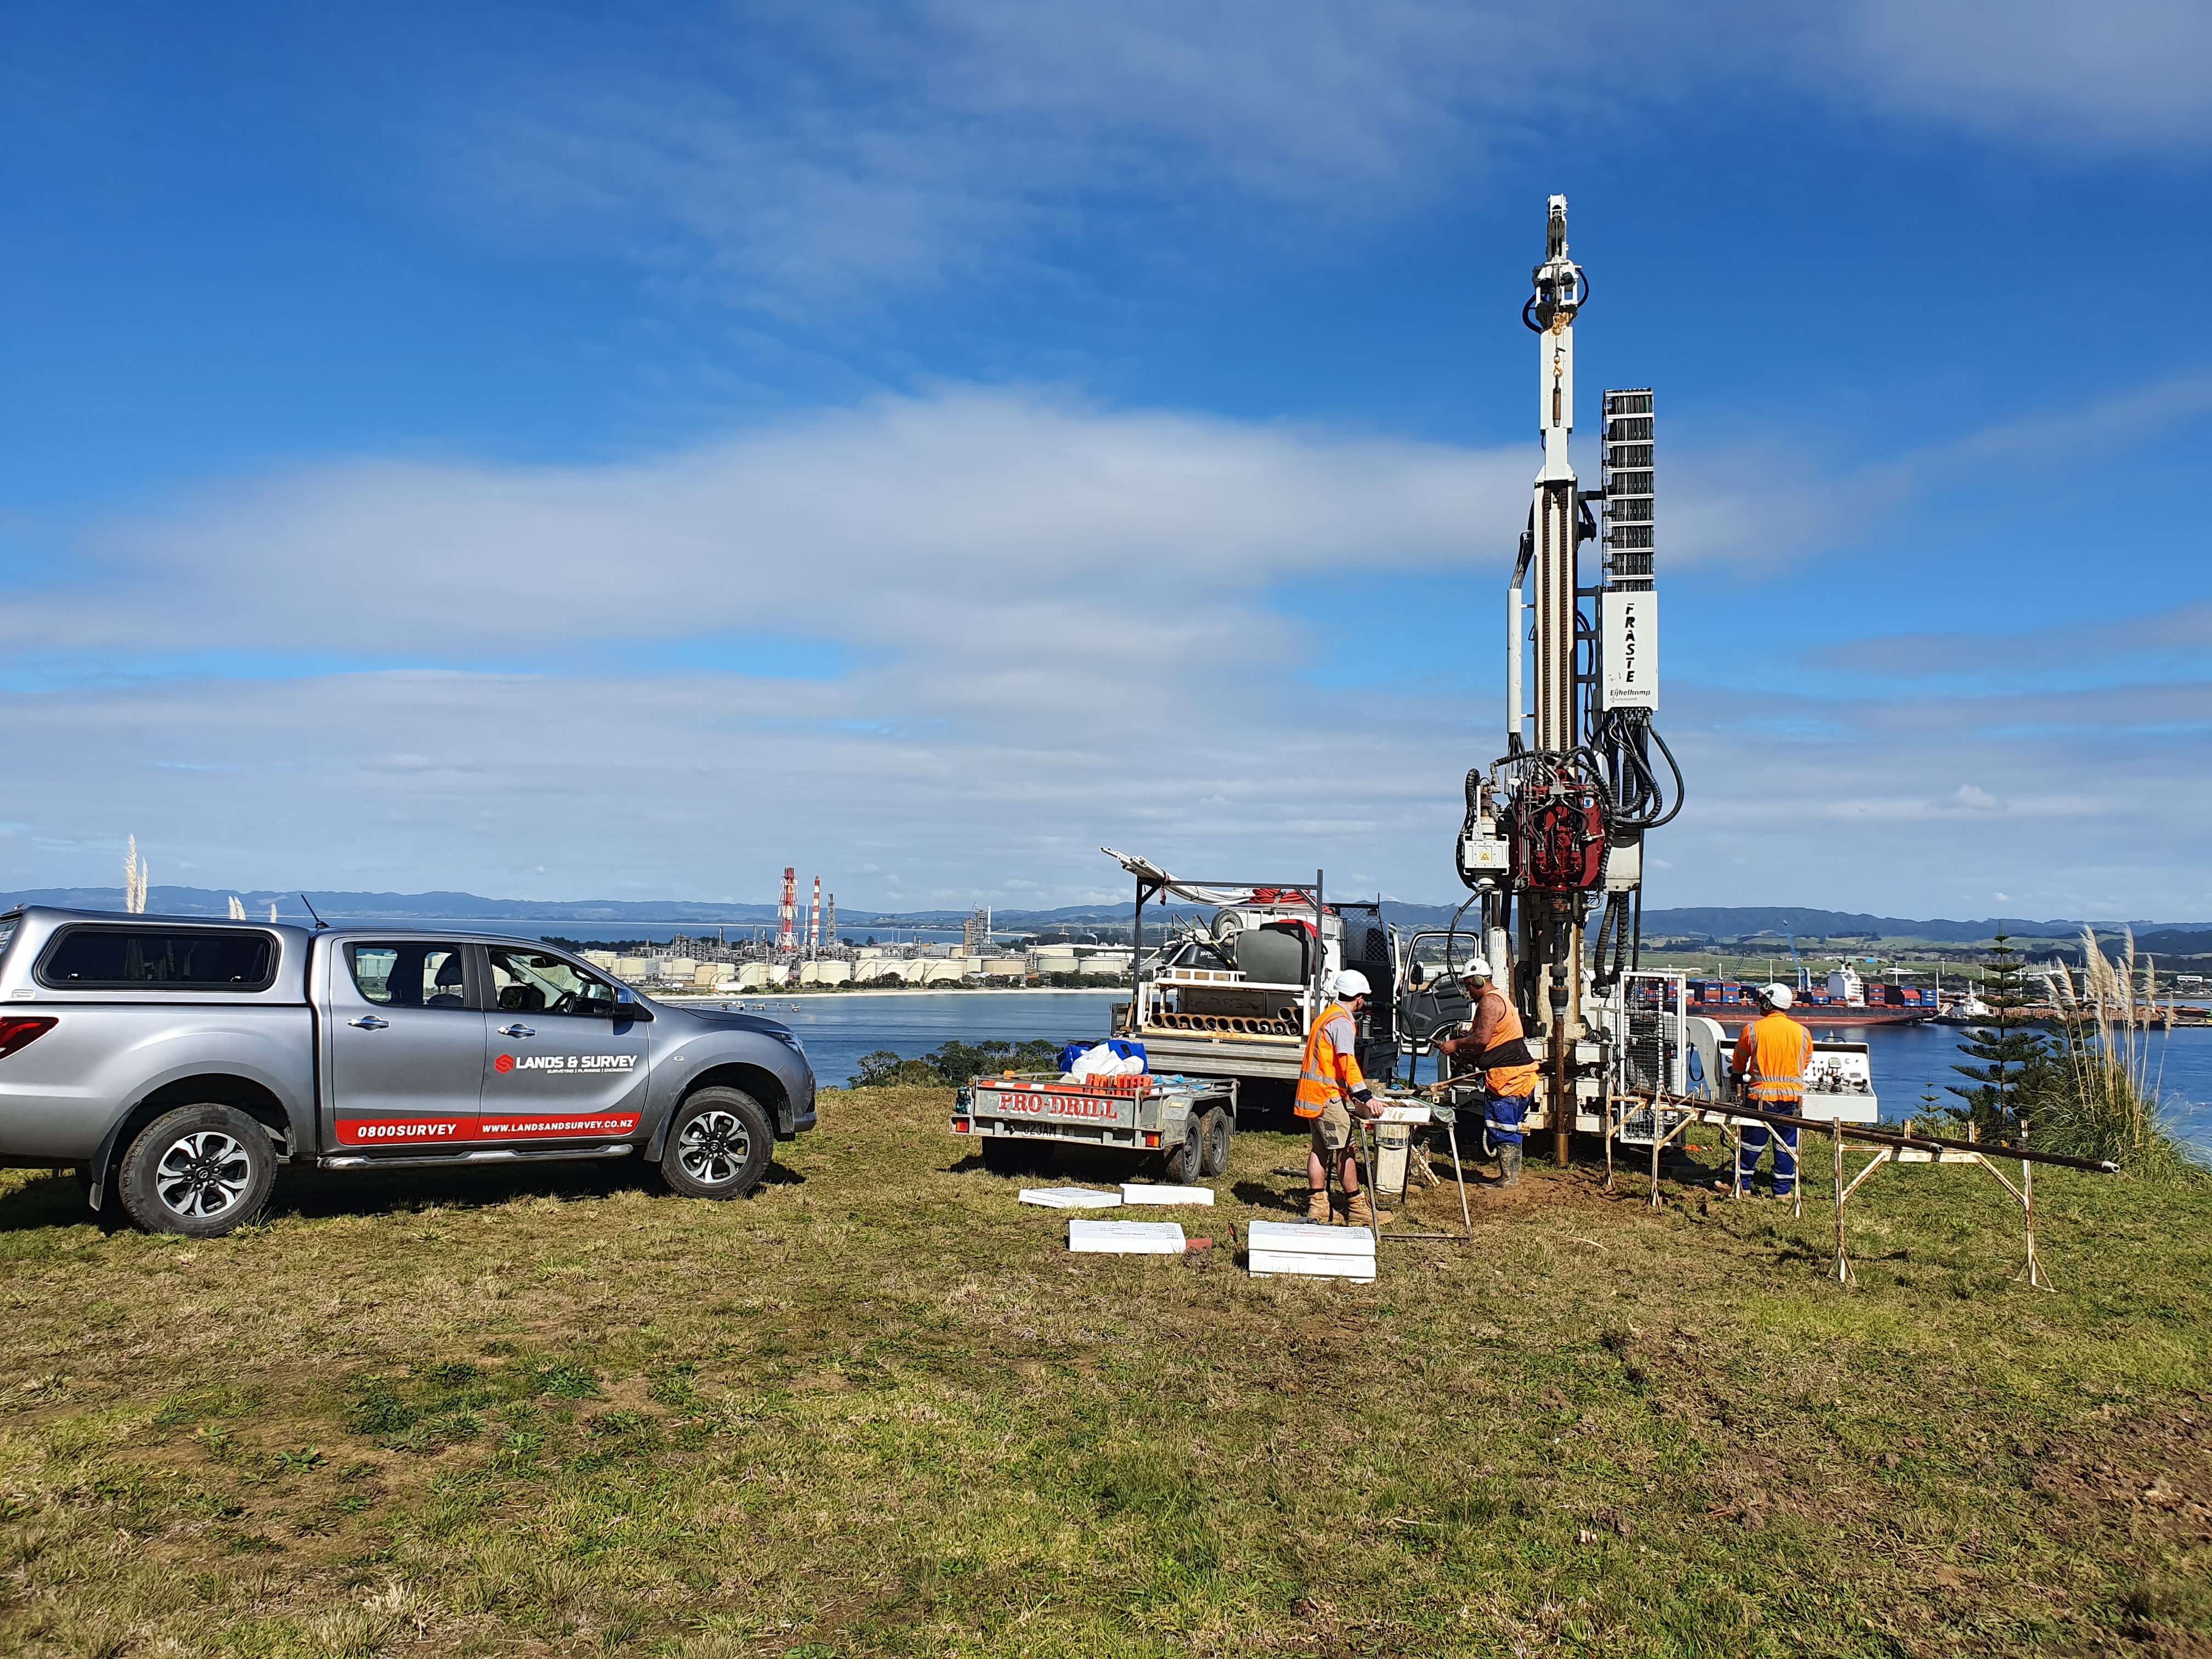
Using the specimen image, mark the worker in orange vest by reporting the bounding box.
[1729,983,1814,1197]
[1431,956,1541,1186]
[1294,969,1389,1226]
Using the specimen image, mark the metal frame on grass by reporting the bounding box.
[1615,1094,2109,1291]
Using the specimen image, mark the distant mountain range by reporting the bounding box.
[4,886,2207,954]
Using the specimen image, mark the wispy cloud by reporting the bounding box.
[423,3,2212,315]
[1825,0,2212,150]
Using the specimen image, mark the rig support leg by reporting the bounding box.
[2021,1126,2053,1291]
[1830,1122,1852,1285]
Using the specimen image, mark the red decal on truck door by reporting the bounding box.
[477,1113,642,1140]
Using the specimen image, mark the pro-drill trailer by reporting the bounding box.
[1454,196,1685,1163]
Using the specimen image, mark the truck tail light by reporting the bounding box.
[1142,1131,1160,1148]
[0,1017,57,1060]
[950,1116,972,1135]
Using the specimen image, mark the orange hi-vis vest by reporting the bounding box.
[1736,1010,1813,1103]
[1294,1000,1365,1118]
[1475,991,1541,1098]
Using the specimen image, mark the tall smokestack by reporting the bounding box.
[809,876,822,958]
[778,867,797,953]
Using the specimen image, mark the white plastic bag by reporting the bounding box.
[1067,1042,1146,1081]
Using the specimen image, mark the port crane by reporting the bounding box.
[1454,196,1684,1162]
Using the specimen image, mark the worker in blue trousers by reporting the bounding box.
[1728,983,1813,1197]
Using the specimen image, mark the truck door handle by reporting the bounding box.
[348,1015,390,1030]
[500,1024,537,1039]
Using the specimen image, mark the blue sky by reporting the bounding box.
[3,1,2210,918]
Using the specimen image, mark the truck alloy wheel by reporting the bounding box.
[659,1087,772,1199]
[117,1104,276,1237]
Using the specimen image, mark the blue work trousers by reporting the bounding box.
[1484,1090,1530,1147]
[1736,1120,1799,1196]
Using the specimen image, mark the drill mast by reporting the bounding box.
[1458,195,1684,1160]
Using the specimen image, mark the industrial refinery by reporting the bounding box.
[576,864,1132,994]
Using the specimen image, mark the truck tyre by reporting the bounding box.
[116,1104,276,1238]
[660,1088,774,1199]
[1160,1123,1205,1185]
[980,1137,1046,1176]
[1195,1107,1232,1178]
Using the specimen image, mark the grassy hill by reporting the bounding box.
[0,1091,2205,1655]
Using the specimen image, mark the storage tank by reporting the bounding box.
[616,956,651,979]
[922,961,966,984]
[583,950,618,969]
[693,964,722,987]
[985,957,1027,979]
[817,961,851,985]
[735,963,771,990]
[667,957,697,978]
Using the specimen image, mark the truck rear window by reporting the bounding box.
[39,927,278,990]
[0,915,16,964]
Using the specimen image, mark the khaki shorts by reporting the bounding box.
[1308,1097,1354,1154]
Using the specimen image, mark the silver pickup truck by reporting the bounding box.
[0,907,816,1236]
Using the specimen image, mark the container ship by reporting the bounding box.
[1686,964,1939,1027]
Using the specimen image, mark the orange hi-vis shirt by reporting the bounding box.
[1294,1000,1365,1118]
[1734,1010,1813,1103]
[1474,990,1541,1098]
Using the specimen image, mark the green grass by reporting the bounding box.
[1,1090,2208,1656]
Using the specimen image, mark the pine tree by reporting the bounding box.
[1947,935,2052,1139]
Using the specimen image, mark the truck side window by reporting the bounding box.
[486,946,619,1018]
[348,945,468,1009]
[41,927,276,989]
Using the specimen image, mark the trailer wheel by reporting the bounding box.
[659,1087,773,1199]
[1159,1124,1205,1185]
[116,1104,276,1238]
[1195,1107,1232,1178]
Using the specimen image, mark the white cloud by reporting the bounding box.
[1828,0,2212,150]
[9,385,2211,918]
[18,388,1520,661]
[422,3,2212,314]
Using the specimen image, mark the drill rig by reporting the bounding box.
[1454,196,1684,1162]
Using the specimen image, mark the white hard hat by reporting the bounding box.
[1761,982,1795,1009]
[1457,956,1494,983]
[1331,969,1372,999]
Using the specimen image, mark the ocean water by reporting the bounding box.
[705,990,2212,1154]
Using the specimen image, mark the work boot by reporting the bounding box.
[1345,1190,1392,1229]
[1498,1144,1523,1187]
[1305,1188,1334,1224]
